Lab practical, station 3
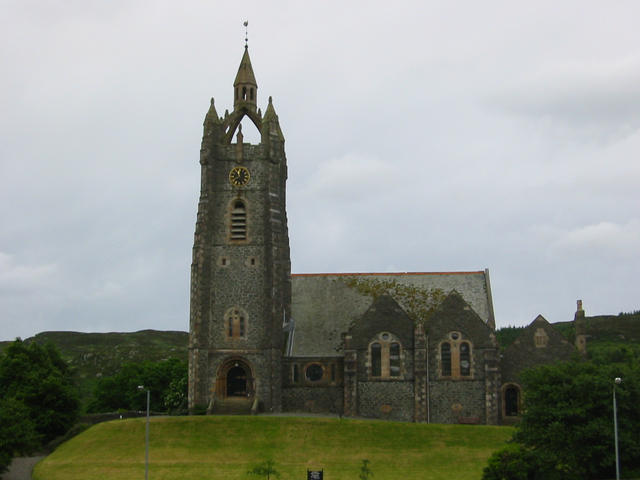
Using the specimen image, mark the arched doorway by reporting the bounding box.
[227,366,247,396]
[215,358,254,399]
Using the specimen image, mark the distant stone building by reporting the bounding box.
[499,314,576,422]
[187,45,576,424]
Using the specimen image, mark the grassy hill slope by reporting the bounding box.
[33,416,513,480]
[0,330,188,405]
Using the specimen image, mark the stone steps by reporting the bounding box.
[211,397,253,415]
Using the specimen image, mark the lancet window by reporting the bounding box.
[368,332,403,379]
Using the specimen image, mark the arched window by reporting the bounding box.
[441,342,452,376]
[250,88,254,100]
[242,86,247,100]
[225,308,248,339]
[504,385,520,416]
[534,328,549,348]
[440,333,474,379]
[230,200,247,240]
[460,342,470,376]
[369,333,403,379]
[371,343,382,377]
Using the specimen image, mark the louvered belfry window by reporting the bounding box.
[231,200,247,240]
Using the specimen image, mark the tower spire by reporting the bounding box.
[233,21,257,111]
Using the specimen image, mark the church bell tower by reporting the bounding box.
[188,43,291,413]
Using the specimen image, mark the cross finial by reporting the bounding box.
[243,20,248,48]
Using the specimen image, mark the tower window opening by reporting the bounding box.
[250,88,254,100]
[242,86,247,100]
[225,307,248,339]
[231,200,247,240]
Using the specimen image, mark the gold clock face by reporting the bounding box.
[229,166,250,187]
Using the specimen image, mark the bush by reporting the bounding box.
[482,443,576,480]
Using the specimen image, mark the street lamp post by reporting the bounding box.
[613,377,622,480]
[138,385,150,480]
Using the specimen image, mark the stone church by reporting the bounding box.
[187,45,577,424]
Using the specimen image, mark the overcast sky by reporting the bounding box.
[1,1,639,341]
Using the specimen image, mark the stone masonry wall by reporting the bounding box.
[429,380,486,424]
[358,381,414,421]
[282,386,343,414]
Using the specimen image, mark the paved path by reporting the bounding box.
[2,456,45,480]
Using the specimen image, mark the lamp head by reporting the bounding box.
[138,385,145,391]
[614,377,622,385]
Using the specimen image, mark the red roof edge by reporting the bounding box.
[291,271,484,277]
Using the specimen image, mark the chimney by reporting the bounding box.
[574,299,587,355]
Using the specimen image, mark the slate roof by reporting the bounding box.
[289,270,495,357]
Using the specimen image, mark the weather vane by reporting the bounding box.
[243,20,248,47]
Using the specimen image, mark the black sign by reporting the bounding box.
[307,469,323,480]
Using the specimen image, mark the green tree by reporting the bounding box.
[516,361,640,479]
[483,357,640,479]
[87,358,187,413]
[0,397,39,473]
[0,339,79,443]
[247,459,280,480]
[0,339,80,472]
[359,459,373,480]
[164,369,188,413]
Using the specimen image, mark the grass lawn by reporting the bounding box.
[33,416,513,480]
